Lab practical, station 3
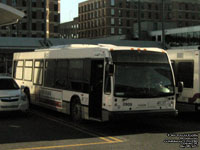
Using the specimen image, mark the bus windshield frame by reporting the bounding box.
[111,50,175,98]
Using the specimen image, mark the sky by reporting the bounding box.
[60,0,85,23]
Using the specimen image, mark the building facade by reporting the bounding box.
[78,0,200,39]
[150,25,200,48]
[60,17,79,39]
[0,0,60,38]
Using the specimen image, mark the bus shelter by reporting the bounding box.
[0,2,25,73]
[0,2,25,26]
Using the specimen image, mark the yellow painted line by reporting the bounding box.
[14,140,120,150]
[30,110,116,142]
[30,110,100,138]
[107,136,124,143]
[24,110,124,150]
[99,137,113,142]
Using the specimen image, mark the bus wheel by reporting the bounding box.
[71,98,82,122]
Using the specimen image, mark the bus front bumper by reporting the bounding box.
[102,109,178,121]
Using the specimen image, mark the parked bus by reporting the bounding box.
[13,44,178,121]
[168,49,200,112]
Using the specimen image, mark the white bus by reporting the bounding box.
[168,49,200,112]
[13,44,178,121]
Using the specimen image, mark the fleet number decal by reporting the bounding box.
[123,103,132,106]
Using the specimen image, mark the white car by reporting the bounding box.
[0,76,29,112]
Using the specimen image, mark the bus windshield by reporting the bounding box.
[111,51,174,98]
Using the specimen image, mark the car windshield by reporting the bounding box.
[114,63,174,98]
[0,78,19,90]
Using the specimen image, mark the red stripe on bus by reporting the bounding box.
[188,93,200,103]
[39,98,62,107]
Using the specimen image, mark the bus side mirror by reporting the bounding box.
[178,81,184,93]
[106,64,114,76]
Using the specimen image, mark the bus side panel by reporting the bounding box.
[62,90,89,119]
[169,50,200,111]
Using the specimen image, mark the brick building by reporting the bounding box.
[60,17,79,39]
[78,0,200,39]
[0,0,60,38]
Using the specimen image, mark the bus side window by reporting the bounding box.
[14,60,24,80]
[44,60,56,88]
[33,60,44,85]
[55,59,69,89]
[104,76,111,94]
[177,61,194,88]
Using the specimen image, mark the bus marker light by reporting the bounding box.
[131,48,134,50]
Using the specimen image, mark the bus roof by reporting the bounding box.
[13,44,166,60]
[35,44,165,52]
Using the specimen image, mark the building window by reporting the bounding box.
[111,9,115,16]
[22,0,26,6]
[32,23,36,31]
[118,28,122,34]
[141,12,144,18]
[54,4,58,11]
[22,23,27,30]
[111,18,115,25]
[54,15,58,22]
[126,1,130,8]
[118,18,122,26]
[32,12,36,19]
[119,2,122,8]
[185,13,189,19]
[54,26,58,33]
[155,13,159,19]
[32,2,36,7]
[12,0,16,6]
[126,11,130,17]
[111,28,115,34]
[96,2,99,8]
[111,0,115,6]
[126,20,130,26]
[148,3,151,9]
[167,13,172,19]
[119,10,122,17]
[148,12,152,19]
[134,11,137,18]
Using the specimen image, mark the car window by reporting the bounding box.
[0,79,19,90]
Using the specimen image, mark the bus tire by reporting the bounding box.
[70,97,82,122]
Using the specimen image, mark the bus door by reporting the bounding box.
[89,60,104,119]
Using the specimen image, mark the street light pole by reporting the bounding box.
[162,0,165,49]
